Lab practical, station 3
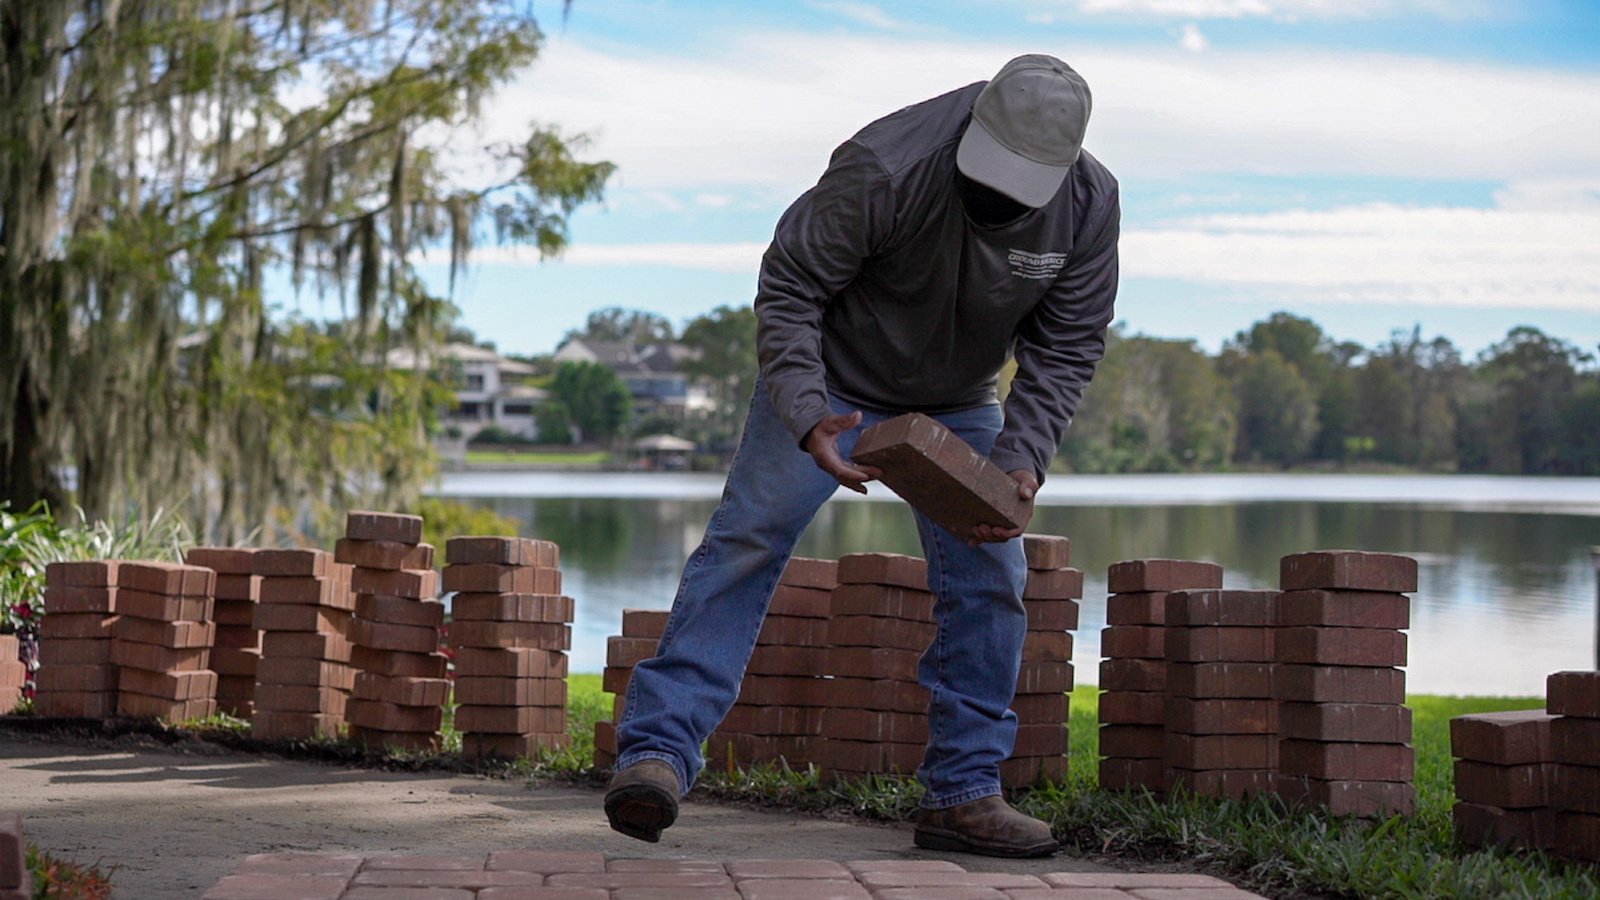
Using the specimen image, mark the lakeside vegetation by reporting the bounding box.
[462,449,612,467]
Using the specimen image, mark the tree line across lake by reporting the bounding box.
[522,307,1599,477]
[1061,314,1598,475]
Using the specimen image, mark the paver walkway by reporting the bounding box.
[203,852,1265,899]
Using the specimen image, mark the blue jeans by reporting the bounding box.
[615,383,1028,810]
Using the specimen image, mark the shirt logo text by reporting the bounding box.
[1008,249,1068,280]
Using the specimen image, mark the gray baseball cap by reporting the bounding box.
[957,54,1092,208]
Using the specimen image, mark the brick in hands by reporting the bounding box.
[850,413,1026,537]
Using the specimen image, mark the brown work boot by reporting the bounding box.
[913,795,1060,858]
[604,759,681,842]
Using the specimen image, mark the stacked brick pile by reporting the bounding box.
[820,552,934,781]
[1548,671,1600,862]
[593,608,664,770]
[0,630,20,707]
[339,511,446,753]
[185,548,262,718]
[447,536,573,760]
[112,561,218,721]
[1449,708,1554,850]
[34,561,120,717]
[708,556,837,771]
[0,812,23,900]
[0,635,21,711]
[1163,589,1278,799]
[252,548,354,740]
[1274,550,1415,816]
[1098,559,1222,794]
[1006,534,1079,788]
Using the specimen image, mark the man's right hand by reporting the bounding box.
[803,411,881,494]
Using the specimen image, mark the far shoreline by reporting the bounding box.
[430,469,1600,516]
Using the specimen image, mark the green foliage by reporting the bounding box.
[27,844,115,900]
[413,497,519,552]
[2,502,190,634]
[0,0,613,541]
[551,361,631,445]
[535,401,574,445]
[679,306,759,448]
[1063,333,1234,473]
[1062,317,1597,475]
[1467,327,1595,474]
[0,502,56,634]
[565,308,677,345]
[468,425,523,445]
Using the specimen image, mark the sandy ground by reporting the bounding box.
[1,731,1109,898]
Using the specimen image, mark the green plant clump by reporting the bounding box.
[27,844,114,899]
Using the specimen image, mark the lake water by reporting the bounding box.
[431,472,1600,697]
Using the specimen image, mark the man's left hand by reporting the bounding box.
[970,469,1037,545]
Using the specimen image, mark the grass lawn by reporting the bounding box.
[566,678,1596,898]
[463,449,612,466]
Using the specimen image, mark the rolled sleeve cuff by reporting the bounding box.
[989,446,1044,486]
[786,403,833,451]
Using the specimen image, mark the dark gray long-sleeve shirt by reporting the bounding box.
[754,82,1120,482]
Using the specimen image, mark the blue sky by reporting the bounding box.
[410,0,1600,359]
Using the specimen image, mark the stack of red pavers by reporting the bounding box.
[34,561,121,717]
[1548,671,1600,862]
[0,633,23,712]
[340,511,446,753]
[251,547,354,740]
[820,552,933,782]
[447,536,572,760]
[1163,589,1278,799]
[708,556,837,772]
[1274,550,1415,816]
[184,548,261,718]
[1006,534,1079,788]
[1449,708,1554,850]
[111,561,217,721]
[1098,559,1222,794]
[593,608,665,771]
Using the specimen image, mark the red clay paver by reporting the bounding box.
[201,852,1267,899]
[201,874,352,900]
[232,853,367,877]
[998,883,1139,890]
[737,879,871,899]
[854,870,1048,889]
[350,870,548,889]
[1126,883,1273,890]
[724,859,853,879]
[476,883,608,890]
[485,851,606,873]
[1042,873,1237,889]
[362,854,486,870]
[870,883,1004,890]
[609,889,741,900]
[342,889,474,900]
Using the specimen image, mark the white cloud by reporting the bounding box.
[1067,0,1487,20]
[810,1,911,30]
[1123,193,1600,310]
[455,30,1597,319]
[1179,22,1209,51]
[441,185,1600,315]
[498,34,1600,195]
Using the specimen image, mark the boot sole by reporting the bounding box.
[913,826,1060,858]
[605,783,679,843]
